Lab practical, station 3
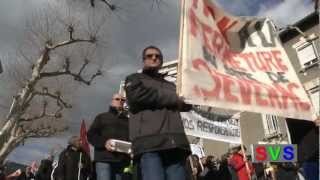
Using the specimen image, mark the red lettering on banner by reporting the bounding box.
[203,2,215,18]
[253,83,269,106]
[217,17,238,45]
[261,51,277,71]
[231,51,289,73]
[238,80,252,105]
[273,83,311,111]
[202,0,216,19]
[212,30,225,55]
[228,52,247,72]
[264,84,283,109]
[237,53,256,72]
[256,52,268,71]
[188,6,230,60]
[271,50,288,72]
[191,59,311,112]
[192,58,221,98]
[201,22,214,53]
[221,75,239,102]
[188,2,290,74]
[189,8,199,38]
[222,51,239,69]
[192,0,199,9]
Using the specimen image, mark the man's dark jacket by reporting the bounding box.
[54,146,91,180]
[35,159,53,180]
[87,107,130,163]
[125,70,191,156]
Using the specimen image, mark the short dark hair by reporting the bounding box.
[142,46,163,62]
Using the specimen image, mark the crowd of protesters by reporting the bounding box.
[185,144,311,180]
[0,143,315,180]
[0,46,319,180]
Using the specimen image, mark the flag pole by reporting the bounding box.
[239,113,252,180]
[177,0,186,95]
[78,152,82,180]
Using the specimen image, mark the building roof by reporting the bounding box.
[279,11,319,42]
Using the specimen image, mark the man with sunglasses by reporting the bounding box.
[87,93,130,180]
[125,46,192,180]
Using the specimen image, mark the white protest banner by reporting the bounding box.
[181,109,241,143]
[177,0,316,120]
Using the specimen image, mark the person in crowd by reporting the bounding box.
[286,116,319,180]
[124,45,192,180]
[275,162,300,180]
[199,155,220,180]
[218,153,232,180]
[87,93,130,180]
[252,162,266,180]
[265,163,276,180]
[35,158,53,180]
[25,167,35,180]
[228,144,254,180]
[54,136,92,180]
[0,165,5,180]
[16,166,35,180]
[186,154,202,180]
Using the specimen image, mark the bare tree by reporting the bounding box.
[0,0,111,163]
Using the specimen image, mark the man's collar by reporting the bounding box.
[109,106,119,114]
[142,68,163,78]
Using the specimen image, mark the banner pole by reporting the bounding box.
[239,114,252,180]
[177,0,186,95]
[78,152,82,180]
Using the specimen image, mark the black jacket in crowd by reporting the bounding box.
[87,107,130,163]
[286,118,319,163]
[125,69,191,156]
[17,172,35,180]
[35,159,53,180]
[54,146,91,180]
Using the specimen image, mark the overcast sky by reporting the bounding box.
[0,0,315,164]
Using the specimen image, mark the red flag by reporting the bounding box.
[80,120,90,155]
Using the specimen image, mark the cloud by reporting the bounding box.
[7,136,67,165]
[257,0,314,27]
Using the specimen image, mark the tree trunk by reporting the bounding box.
[0,121,24,164]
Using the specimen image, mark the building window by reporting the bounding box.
[293,34,319,70]
[296,42,318,67]
[262,114,280,137]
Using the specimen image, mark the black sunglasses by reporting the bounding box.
[144,53,161,60]
[113,98,126,102]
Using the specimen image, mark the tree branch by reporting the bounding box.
[40,58,102,85]
[100,0,117,10]
[25,126,65,138]
[90,0,117,10]
[33,89,72,109]
[20,99,63,123]
[48,39,95,50]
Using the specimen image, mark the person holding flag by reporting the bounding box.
[54,136,92,180]
[87,93,130,180]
